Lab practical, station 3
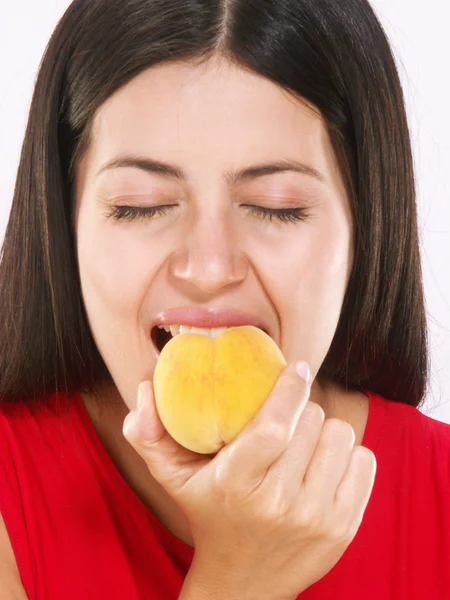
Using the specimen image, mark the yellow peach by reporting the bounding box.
[153,325,287,454]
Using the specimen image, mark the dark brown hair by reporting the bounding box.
[0,0,429,407]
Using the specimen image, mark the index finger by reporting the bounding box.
[215,361,311,492]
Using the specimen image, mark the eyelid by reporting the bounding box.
[98,190,178,205]
[105,203,312,225]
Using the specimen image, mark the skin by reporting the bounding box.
[73,55,369,548]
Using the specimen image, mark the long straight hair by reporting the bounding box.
[0,0,429,407]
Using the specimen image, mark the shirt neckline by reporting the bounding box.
[361,389,386,453]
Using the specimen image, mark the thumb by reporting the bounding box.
[122,380,210,496]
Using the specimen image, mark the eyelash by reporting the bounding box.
[106,204,310,224]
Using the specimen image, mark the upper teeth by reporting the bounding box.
[157,324,232,339]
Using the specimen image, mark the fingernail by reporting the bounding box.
[295,360,311,384]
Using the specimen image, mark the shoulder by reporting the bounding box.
[0,391,75,431]
[381,394,450,443]
[412,406,450,479]
[0,391,77,484]
[369,390,450,481]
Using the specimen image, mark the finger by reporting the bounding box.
[334,446,377,534]
[300,418,356,512]
[216,361,311,493]
[260,401,325,507]
[123,380,209,495]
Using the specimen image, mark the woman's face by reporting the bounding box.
[74,56,354,409]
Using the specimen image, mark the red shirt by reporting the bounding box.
[0,388,449,599]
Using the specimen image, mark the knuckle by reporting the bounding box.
[253,420,290,448]
[295,501,323,533]
[354,445,376,467]
[294,496,362,544]
[323,419,355,446]
[301,401,325,425]
[349,446,377,488]
[347,514,364,539]
[328,514,356,541]
[277,377,303,400]
[254,495,288,524]
[211,462,241,501]
[299,511,354,544]
[330,516,361,543]
[328,528,354,545]
[123,422,146,453]
[212,452,236,489]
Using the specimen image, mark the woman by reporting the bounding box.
[1,0,448,598]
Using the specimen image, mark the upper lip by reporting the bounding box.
[151,306,271,335]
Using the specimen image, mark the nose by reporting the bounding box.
[168,212,248,297]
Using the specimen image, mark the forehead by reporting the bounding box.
[77,57,343,196]
[96,59,321,141]
[96,56,321,121]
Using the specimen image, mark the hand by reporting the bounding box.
[123,361,377,600]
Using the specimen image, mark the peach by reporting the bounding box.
[153,325,287,454]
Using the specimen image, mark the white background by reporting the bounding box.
[1,1,449,421]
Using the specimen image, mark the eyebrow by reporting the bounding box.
[96,155,326,185]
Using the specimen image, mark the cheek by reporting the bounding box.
[76,212,152,322]
[276,221,350,298]
[301,224,351,312]
[274,222,352,363]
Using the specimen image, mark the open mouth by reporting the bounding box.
[151,325,270,354]
[151,327,173,354]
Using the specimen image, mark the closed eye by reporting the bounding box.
[241,204,310,223]
[105,204,311,224]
